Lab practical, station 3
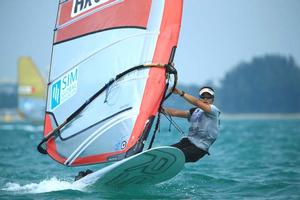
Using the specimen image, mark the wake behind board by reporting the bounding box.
[74,147,185,187]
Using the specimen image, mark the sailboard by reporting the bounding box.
[38,0,183,169]
[74,147,185,187]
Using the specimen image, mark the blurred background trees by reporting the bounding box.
[166,54,300,113]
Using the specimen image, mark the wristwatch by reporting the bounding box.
[180,91,185,97]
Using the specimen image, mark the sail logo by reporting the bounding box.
[51,81,61,109]
[71,0,110,17]
[51,67,79,110]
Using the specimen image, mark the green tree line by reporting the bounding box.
[165,54,300,113]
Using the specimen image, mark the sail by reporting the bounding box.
[43,0,183,166]
[18,57,46,98]
[18,57,46,122]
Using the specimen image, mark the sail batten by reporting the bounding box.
[50,30,159,83]
[42,0,183,166]
[59,106,132,141]
[64,109,138,166]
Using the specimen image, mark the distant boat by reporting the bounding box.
[0,57,46,123]
[17,57,47,124]
[18,57,46,99]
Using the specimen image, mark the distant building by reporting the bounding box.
[0,82,18,109]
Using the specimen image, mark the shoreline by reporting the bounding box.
[221,113,300,120]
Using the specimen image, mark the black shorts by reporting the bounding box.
[171,138,208,163]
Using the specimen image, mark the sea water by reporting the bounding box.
[0,118,299,199]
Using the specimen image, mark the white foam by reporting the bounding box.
[2,177,88,194]
[0,124,14,131]
[16,124,43,132]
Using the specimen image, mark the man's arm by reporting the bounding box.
[172,88,212,113]
[182,92,212,113]
[163,108,189,118]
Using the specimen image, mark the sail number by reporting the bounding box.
[71,0,110,17]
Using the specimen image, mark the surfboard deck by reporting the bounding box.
[74,146,185,187]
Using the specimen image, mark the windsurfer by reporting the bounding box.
[163,86,220,162]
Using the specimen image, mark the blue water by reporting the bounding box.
[0,118,300,199]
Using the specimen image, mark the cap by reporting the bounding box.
[199,87,215,96]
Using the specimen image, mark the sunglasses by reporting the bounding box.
[199,95,214,100]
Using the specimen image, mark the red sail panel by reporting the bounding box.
[127,0,183,149]
[55,0,151,43]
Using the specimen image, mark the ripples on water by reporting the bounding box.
[0,119,299,199]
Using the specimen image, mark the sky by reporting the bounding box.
[1,0,300,86]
